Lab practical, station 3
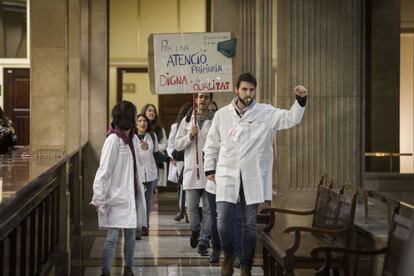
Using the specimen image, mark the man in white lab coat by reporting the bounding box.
[174,93,214,256]
[203,73,307,276]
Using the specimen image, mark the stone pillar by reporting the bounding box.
[83,0,109,231]
[274,0,364,224]
[255,0,273,103]
[211,0,240,107]
[30,0,68,156]
[67,0,82,153]
[239,0,256,75]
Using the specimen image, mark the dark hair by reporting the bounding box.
[136,113,150,132]
[209,101,218,111]
[111,101,137,131]
[141,103,164,140]
[235,73,257,88]
[175,103,192,124]
[197,93,213,100]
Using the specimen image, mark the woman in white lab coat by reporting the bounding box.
[91,101,146,276]
[141,104,168,187]
[136,113,169,237]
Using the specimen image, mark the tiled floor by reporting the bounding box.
[73,191,265,276]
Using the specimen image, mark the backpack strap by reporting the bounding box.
[149,131,156,153]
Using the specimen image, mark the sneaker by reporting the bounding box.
[141,226,149,236]
[233,255,240,268]
[197,243,209,256]
[209,249,221,263]
[174,212,184,221]
[123,266,134,276]
[190,231,199,248]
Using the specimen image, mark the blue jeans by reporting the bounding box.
[102,228,135,273]
[207,192,242,254]
[232,202,242,256]
[217,186,258,270]
[186,189,211,245]
[143,180,157,226]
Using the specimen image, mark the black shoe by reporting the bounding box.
[141,226,149,236]
[197,243,209,256]
[101,273,110,276]
[190,231,199,248]
[174,212,184,221]
[123,266,134,276]
[135,229,141,240]
[185,212,189,223]
[209,249,221,263]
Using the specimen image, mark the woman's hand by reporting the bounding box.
[140,141,149,150]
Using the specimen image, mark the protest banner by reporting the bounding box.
[148,32,235,94]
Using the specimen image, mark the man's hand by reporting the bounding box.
[90,202,99,212]
[191,125,198,137]
[207,174,215,182]
[294,85,307,97]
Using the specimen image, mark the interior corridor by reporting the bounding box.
[72,191,264,276]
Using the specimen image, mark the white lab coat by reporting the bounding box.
[167,123,184,176]
[91,134,147,228]
[174,115,212,190]
[203,100,305,205]
[137,132,159,183]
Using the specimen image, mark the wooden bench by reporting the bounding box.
[311,202,414,276]
[260,176,357,276]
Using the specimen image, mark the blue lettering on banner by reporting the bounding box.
[191,64,223,74]
[166,53,208,67]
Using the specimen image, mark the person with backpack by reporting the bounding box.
[90,101,147,276]
[141,104,168,187]
[174,93,214,256]
[136,113,169,238]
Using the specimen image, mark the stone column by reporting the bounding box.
[83,0,109,231]
[30,0,68,156]
[67,0,82,153]
[239,0,256,75]
[210,0,240,107]
[274,0,364,224]
[255,0,273,103]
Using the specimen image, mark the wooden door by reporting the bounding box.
[159,94,193,134]
[4,68,30,145]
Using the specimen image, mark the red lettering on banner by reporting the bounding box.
[160,75,188,87]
